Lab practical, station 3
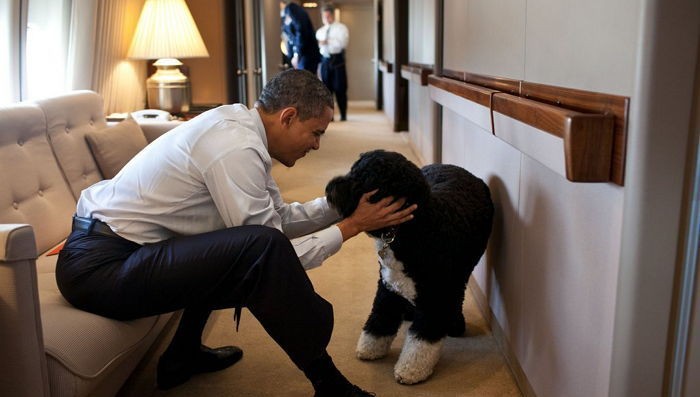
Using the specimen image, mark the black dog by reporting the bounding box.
[325,150,494,384]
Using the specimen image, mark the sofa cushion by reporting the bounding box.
[137,119,183,143]
[0,103,75,253]
[36,273,171,379]
[37,91,108,200]
[85,118,149,179]
[36,251,59,274]
[1,91,183,397]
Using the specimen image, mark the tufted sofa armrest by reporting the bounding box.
[0,224,50,397]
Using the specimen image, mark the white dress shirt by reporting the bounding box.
[77,104,343,270]
[316,21,349,58]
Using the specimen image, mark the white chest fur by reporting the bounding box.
[374,238,417,304]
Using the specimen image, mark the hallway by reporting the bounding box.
[147,102,523,397]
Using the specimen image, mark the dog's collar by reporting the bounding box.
[378,227,397,258]
[381,228,397,244]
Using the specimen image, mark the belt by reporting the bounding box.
[72,215,120,238]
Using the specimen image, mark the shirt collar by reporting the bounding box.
[250,107,268,150]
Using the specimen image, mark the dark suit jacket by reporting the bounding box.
[282,3,320,72]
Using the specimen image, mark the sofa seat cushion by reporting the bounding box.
[36,245,62,274]
[36,272,169,379]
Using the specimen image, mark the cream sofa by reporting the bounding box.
[0,91,188,397]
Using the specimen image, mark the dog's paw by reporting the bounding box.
[356,331,394,360]
[394,332,443,384]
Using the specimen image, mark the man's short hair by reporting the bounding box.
[321,3,335,13]
[256,69,334,121]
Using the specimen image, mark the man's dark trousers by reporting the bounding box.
[320,51,348,120]
[55,223,334,370]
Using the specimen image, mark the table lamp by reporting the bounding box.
[127,0,209,114]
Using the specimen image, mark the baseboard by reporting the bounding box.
[403,135,428,167]
[468,277,538,397]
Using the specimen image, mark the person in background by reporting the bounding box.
[55,69,416,397]
[282,0,321,72]
[316,2,349,121]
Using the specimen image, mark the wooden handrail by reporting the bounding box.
[493,93,615,182]
[428,75,496,108]
[444,69,520,95]
[520,82,629,184]
[378,60,393,74]
[400,63,434,86]
[428,71,628,184]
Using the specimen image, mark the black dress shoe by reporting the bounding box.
[157,345,243,390]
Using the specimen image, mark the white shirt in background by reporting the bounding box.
[316,21,349,58]
[77,104,343,270]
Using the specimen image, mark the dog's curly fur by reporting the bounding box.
[326,150,494,384]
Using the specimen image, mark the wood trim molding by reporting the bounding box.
[401,63,434,86]
[493,93,615,182]
[469,277,537,397]
[444,68,520,95]
[378,59,393,74]
[429,81,494,134]
[520,82,629,184]
[428,75,496,108]
[429,70,629,185]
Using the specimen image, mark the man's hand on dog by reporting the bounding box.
[337,190,417,241]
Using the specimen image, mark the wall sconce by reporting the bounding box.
[127,0,209,114]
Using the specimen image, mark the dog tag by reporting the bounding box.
[377,229,395,259]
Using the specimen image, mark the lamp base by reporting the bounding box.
[146,58,191,114]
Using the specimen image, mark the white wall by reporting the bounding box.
[340,2,375,101]
[439,0,639,396]
[610,1,700,395]
[405,0,435,164]
[380,0,395,125]
[407,84,434,164]
[427,0,700,396]
[408,0,434,65]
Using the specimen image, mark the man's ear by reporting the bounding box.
[279,107,297,127]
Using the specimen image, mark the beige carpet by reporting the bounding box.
[146,102,522,397]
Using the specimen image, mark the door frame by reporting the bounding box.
[224,0,247,105]
[392,0,408,131]
[375,0,383,110]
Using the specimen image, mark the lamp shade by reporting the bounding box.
[127,0,209,60]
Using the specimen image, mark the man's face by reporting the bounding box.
[322,10,334,25]
[274,106,334,167]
